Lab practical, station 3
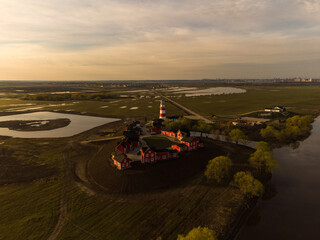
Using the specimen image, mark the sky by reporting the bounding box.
[1,0,320,80]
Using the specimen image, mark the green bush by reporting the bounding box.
[249,142,278,173]
[229,129,249,144]
[177,226,217,240]
[205,156,232,183]
[232,171,263,198]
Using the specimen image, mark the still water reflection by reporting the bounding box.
[237,117,320,240]
[0,111,120,138]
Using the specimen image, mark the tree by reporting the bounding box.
[196,120,211,134]
[249,141,278,173]
[260,126,280,139]
[177,227,218,240]
[256,141,271,151]
[179,117,192,130]
[205,156,232,183]
[228,129,248,144]
[232,171,263,198]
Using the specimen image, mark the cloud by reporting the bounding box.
[0,0,320,79]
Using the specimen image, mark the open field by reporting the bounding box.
[174,86,320,117]
[0,97,185,120]
[2,84,320,121]
[0,116,255,240]
[1,82,320,239]
[0,180,61,240]
[63,138,255,240]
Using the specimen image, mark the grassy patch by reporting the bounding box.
[143,136,178,150]
[0,180,61,240]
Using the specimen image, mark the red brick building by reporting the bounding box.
[141,147,156,163]
[116,141,127,153]
[180,137,199,151]
[112,150,131,170]
[161,129,177,138]
[171,143,188,152]
[151,127,161,134]
[168,149,179,159]
[155,150,169,161]
[176,130,184,141]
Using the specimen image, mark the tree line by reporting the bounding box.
[260,115,314,142]
[167,141,278,240]
[21,93,123,101]
[205,141,277,198]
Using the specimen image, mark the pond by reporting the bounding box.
[236,116,320,239]
[0,111,120,138]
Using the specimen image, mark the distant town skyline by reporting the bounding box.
[1,0,320,80]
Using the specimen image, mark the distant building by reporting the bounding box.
[264,106,286,113]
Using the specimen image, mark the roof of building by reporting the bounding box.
[161,128,179,133]
[155,149,170,153]
[112,150,129,163]
[181,137,197,143]
[141,147,156,153]
[265,106,286,109]
[117,141,127,148]
[123,131,140,142]
[173,143,187,148]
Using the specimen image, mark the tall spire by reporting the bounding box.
[159,100,166,119]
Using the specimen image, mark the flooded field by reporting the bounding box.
[0,112,120,138]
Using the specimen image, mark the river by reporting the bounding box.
[237,116,320,239]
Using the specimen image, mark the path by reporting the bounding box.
[81,136,123,144]
[47,154,69,240]
[153,90,213,124]
[47,146,104,240]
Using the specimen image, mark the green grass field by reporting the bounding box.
[143,136,178,150]
[0,97,185,120]
[0,180,61,240]
[174,86,320,117]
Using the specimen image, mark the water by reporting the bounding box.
[237,117,320,240]
[0,111,120,138]
[174,87,246,97]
